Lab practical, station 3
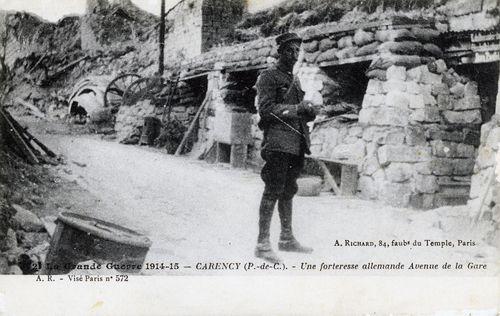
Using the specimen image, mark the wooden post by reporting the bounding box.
[158,0,165,77]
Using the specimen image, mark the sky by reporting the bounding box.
[0,0,285,22]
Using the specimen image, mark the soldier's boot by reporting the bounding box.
[254,197,282,264]
[277,198,313,254]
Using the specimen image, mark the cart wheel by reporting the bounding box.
[104,74,141,108]
[122,77,163,106]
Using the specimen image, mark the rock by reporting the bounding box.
[353,29,375,46]
[7,265,23,275]
[415,174,438,193]
[410,106,441,123]
[380,182,412,207]
[297,177,322,196]
[386,66,407,81]
[358,176,378,199]
[432,158,455,175]
[455,143,476,158]
[437,94,452,110]
[409,95,425,109]
[385,91,409,109]
[431,140,458,158]
[464,81,478,96]
[365,79,384,95]
[454,96,481,110]
[449,82,465,97]
[0,228,18,252]
[19,232,50,249]
[362,156,379,176]
[406,81,421,94]
[0,256,8,274]
[359,107,410,126]
[453,159,475,175]
[385,163,412,183]
[431,83,450,96]
[405,126,426,146]
[442,110,481,124]
[378,145,431,166]
[12,205,44,232]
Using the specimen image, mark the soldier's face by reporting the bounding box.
[287,42,300,63]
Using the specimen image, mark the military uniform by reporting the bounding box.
[254,41,316,262]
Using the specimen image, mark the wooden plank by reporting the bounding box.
[315,159,341,196]
[4,110,57,158]
[0,109,39,164]
[174,91,212,156]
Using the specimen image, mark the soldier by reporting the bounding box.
[254,32,319,263]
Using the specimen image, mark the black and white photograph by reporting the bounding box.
[0,0,499,314]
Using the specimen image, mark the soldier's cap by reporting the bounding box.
[276,32,302,48]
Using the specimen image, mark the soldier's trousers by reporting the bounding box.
[257,150,304,245]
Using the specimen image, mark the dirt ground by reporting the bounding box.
[20,118,499,276]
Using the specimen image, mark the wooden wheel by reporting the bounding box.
[122,77,163,106]
[104,74,141,108]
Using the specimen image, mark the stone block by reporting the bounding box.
[431,140,458,158]
[380,182,412,207]
[464,81,478,96]
[453,159,475,175]
[449,82,465,97]
[442,110,481,124]
[406,81,421,94]
[437,94,452,110]
[410,106,441,123]
[425,128,463,142]
[348,126,364,137]
[409,193,435,209]
[330,139,366,162]
[432,158,455,175]
[386,163,412,183]
[405,126,426,145]
[359,108,409,126]
[415,174,439,193]
[454,96,481,110]
[409,94,425,109]
[383,80,407,93]
[407,65,441,84]
[415,161,433,175]
[385,91,409,108]
[378,145,431,166]
[422,89,437,106]
[362,126,378,141]
[386,66,407,81]
[366,79,384,95]
[358,176,378,199]
[362,156,379,176]
[475,146,496,169]
[431,83,450,96]
[456,143,476,158]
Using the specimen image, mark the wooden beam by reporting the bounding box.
[0,109,39,164]
[174,91,212,156]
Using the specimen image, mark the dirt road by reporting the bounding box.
[32,126,498,276]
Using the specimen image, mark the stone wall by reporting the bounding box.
[468,115,500,246]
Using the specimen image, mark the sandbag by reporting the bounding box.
[335,46,357,59]
[378,41,423,55]
[369,54,422,70]
[316,48,337,63]
[337,35,354,49]
[319,38,336,52]
[302,40,319,53]
[422,43,443,58]
[411,27,440,43]
[365,69,387,81]
[353,29,375,46]
[355,41,380,56]
[375,29,416,42]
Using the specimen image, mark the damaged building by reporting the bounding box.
[1,0,500,225]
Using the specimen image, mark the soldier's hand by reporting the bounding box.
[298,101,320,116]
